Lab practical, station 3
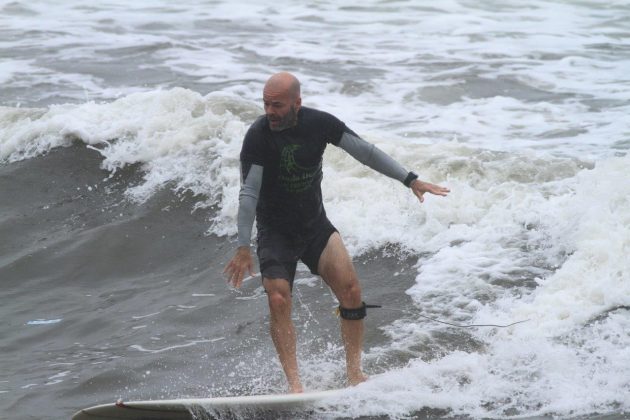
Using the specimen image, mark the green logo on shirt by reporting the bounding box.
[279,144,320,193]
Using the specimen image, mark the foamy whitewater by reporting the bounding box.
[1,1,629,419]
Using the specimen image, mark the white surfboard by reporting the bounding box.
[72,389,343,420]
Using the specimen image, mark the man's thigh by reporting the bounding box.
[317,233,361,301]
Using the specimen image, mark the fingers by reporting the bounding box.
[232,267,245,288]
[411,180,450,203]
[424,183,449,195]
[431,185,450,196]
[223,261,243,288]
[413,181,450,196]
[223,255,256,289]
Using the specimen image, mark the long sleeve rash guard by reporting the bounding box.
[236,131,410,247]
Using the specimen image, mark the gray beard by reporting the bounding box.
[268,106,298,132]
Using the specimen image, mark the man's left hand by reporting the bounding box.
[410,179,450,203]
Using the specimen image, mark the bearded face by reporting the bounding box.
[267,104,298,132]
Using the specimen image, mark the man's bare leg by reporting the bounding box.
[340,314,367,385]
[318,233,368,386]
[263,278,303,393]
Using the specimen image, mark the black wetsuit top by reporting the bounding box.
[240,107,356,234]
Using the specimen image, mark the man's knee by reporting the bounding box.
[338,280,362,308]
[268,290,290,309]
[264,279,292,313]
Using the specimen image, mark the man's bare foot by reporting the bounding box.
[288,381,304,393]
[348,371,368,386]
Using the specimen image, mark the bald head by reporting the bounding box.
[263,72,302,131]
[264,72,301,100]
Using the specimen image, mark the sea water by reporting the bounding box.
[1,1,629,419]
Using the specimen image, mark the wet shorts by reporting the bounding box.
[256,217,337,289]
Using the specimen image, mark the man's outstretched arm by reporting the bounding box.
[223,163,263,288]
[337,132,449,201]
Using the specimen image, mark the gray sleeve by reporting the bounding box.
[237,164,263,247]
[337,132,408,184]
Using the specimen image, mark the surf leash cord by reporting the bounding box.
[369,305,530,328]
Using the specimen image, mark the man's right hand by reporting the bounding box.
[223,246,255,288]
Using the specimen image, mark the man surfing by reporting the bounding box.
[224,72,449,393]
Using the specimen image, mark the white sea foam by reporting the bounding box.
[1,86,628,415]
[130,337,224,354]
[0,59,38,84]
[334,154,627,417]
[2,0,628,155]
[26,318,62,325]
[45,370,71,386]
[2,0,629,417]
[1,84,627,416]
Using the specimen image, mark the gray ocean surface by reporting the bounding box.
[1,144,419,419]
[1,1,629,419]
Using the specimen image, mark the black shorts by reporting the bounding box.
[256,217,337,289]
